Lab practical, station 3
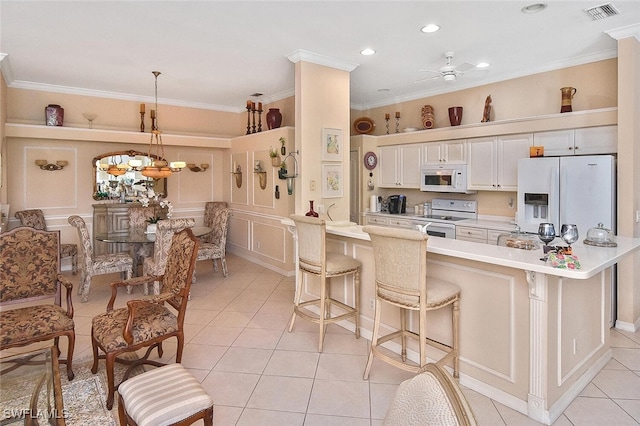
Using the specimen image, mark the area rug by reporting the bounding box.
[1,353,144,426]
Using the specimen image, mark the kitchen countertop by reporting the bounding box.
[366,211,518,231]
[318,221,640,280]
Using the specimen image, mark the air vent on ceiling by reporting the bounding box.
[584,3,620,20]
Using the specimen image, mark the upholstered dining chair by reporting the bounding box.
[0,227,76,380]
[127,206,157,273]
[383,363,477,426]
[289,214,361,352]
[68,215,134,302]
[143,218,195,295]
[15,209,78,274]
[196,207,230,278]
[90,228,199,410]
[362,225,460,380]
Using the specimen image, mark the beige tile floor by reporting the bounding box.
[9,253,640,425]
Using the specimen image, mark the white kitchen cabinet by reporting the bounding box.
[456,226,487,243]
[378,144,422,188]
[422,140,466,165]
[468,133,533,191]
[366,215,388,226]
[534,126,616,156]
[574,126,617,155]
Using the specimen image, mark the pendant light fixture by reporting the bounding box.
[141,71,185,178]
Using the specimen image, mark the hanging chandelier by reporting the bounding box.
[141,71,185,178]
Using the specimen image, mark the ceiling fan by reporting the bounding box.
[415,51,479,83]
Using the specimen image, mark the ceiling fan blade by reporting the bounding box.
[413,75,442,83]
[455,62,476,73]
[418,68,443,75]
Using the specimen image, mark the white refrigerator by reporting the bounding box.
[516,155,616,236]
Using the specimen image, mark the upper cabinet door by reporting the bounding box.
[422,141,466,165]
[574,126,617,155]
[467,137,497,190]
[378,144,421,188]
[497,133,533,191]
[378,146,399,187]
[399,144,422,188]
[534,130,575,156]
[443,140,467,164]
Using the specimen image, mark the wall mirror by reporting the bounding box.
[92,149,168,201]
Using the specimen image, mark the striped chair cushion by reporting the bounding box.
[118,363,213,426]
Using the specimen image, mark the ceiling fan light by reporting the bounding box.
[476,62,490,68]
[444,74,456,82]
[360,48,376,56]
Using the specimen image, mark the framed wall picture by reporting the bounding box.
[321,127,342,161]
[322,163,343,198]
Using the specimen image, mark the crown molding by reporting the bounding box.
[0,53,14,84]
[286,49,359,72]
[605,23,640,41]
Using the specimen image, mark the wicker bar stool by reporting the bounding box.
[289,214,361,352]
[362,225,460,380]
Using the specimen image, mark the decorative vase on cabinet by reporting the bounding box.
[305,200,318,217]
[266,108,283,130]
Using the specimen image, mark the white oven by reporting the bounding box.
[411,219,456,239]
[420,164,475,194]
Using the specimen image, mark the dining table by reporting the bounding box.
[94,225,212,275]
[94,225,212,244]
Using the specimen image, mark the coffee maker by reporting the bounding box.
[387,195,406,214]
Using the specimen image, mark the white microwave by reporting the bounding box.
[420,165,476,193]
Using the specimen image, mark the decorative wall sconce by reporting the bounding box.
[35,160,68,171]
[232,163,242,188]
[187,163,209,172]
[253,160,267,190]
[282,150,299,195]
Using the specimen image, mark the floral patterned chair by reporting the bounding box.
[143,218,195,295]
[15,209,78,274]
[201,201,228,272]
[196,207,230,278]
[68,215,134,302]
[127,206,157,273]
[0,227,76,380]
[90,228,200,410]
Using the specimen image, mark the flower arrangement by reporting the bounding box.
[139,190,173,223]
[269,147,279,158]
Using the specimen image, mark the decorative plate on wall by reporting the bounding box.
[353,117,375,134]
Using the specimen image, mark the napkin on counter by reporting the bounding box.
[547,252,581,269]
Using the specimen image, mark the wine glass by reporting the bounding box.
[538,223,556,253]
[83,113,97,129]
[560,224,579,249]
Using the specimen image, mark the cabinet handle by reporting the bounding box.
[569,147,573,150]
[574,146,579,150]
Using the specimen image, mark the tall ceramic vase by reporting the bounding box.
[448,106,463,126]
[266,108,283,130]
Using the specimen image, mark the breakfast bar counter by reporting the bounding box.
[285,220,640,425]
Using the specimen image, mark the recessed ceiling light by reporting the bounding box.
[360,48,376,56]
[521,3,547,13]
[420,24,440,33]
[476,62,490,68]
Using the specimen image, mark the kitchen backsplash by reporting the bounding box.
[371,188,517,219]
